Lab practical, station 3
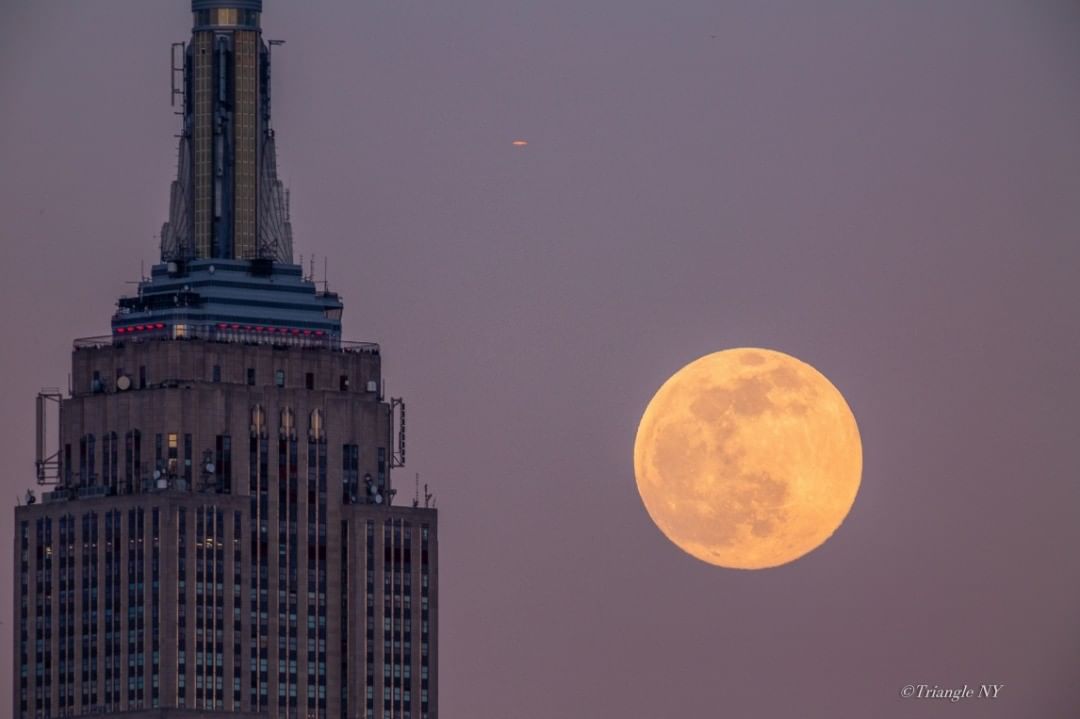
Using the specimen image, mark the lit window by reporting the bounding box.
[167,434,178,476]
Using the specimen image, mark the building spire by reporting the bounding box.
[160,0,293,264]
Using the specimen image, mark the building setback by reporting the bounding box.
[13,3,438,719]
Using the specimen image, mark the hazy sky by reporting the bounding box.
[3,1,1080,717]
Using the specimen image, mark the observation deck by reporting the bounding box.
[109,258,353,348]
[76,328,379,355]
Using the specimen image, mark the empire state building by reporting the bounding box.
[13,3,438,719]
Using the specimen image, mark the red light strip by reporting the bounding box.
[116,324,332,336]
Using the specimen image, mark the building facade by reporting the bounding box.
[13,3,438,719]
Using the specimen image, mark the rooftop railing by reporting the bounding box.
[74,323,379,354]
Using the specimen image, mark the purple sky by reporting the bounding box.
[3,1,1080,716]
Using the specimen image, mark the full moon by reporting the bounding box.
[634,348,862,569]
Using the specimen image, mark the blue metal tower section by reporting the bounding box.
[111,259,344,345]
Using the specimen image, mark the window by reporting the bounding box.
[275,370,285,388]
[305,373,314,390]
[80,434,96,484]
[124,430,141,494]
[378,448,387,497]
[139,366,147,389]
[216,435,233,494]
[184,434,193,483]
[212,365,221,383]
[212,7,238,25]
[339,375,349,392]
[342,445,359,504]
[104,432,119,492]
[167,433,179,476]
[247,368,256,386]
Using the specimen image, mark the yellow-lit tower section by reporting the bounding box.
[161,0,294,264]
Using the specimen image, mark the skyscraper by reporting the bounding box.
[13,3,438,719]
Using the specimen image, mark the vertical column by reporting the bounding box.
[276,429,287,711]
[157,506,178,712]
[306,437,318,717]
[57,515,70,716]
[79,512,100,712]
[317,434,328,716]
[340,519,349,719]
[234,30,259,259]
[421,522,433,719]
[151,508,161,708]
[104,512,118,710]
[15,521,29,719]
[193,33,214,258]
[177,507,189,708]
[36,518,55,718]
[230,509,244,711]
[366,520,375,719]
[215,508,225,709]
[250,410,270,712]
[132,508,146,710]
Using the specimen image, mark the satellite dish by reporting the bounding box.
[205,462,216,474]
[167,261,178,273]
[116,375,132,391]
[153,469,162,479]
[374,493,384,504]
[208,264,216,274]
